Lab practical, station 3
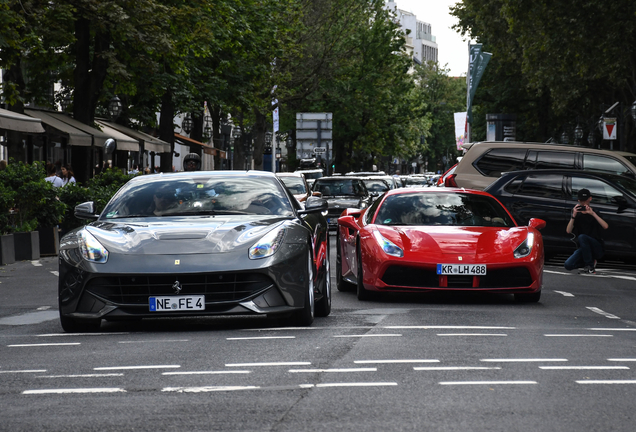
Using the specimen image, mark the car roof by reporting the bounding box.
[129,170,278,183]
[294,169,323,173]
[315,176,366,181]
[276,172,303,178]
[383,187,493,198]
[463,140,636,157]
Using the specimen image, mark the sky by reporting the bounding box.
[391,0,469,77]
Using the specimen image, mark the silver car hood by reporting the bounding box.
[83,216,289,255]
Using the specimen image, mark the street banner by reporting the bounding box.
[454,112,467,150]
[272,99,279,134]
[467,44,492,123]
[603,117,617,140]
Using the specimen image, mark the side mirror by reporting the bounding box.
[75,201,99,220]
[338,215,359,231]
[610,195,629,207]
[298,196,328,215]
[528,218,546,230]
[312,191,322,198]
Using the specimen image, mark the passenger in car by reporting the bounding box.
[564,188,609,274]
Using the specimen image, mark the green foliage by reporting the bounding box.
[0,159,66,233]
[0,182,16,235]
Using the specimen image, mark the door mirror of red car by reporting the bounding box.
[528,218,546,230]
[338,215,359,231]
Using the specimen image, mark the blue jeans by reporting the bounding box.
[564,234,604,270]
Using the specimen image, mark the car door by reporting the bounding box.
[567,176,636,257]
[507,173,570,251]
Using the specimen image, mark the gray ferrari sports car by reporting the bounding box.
[58,171,331,332]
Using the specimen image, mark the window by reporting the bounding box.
[526,151,575,170]
[571,177,622,205]
[475,148,527,176]
[516,174,564,199]
[583,155,631,176]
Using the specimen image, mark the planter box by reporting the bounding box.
[14,231,40,261]
[38,226,60,257]
[0,234,15,265]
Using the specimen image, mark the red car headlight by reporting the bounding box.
[513,232,535,259]
[373,230,404,258]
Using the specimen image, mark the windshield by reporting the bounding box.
[102,176,294,218]
[279,176,307,194]
[313,179,366,197]
[298,171,323,180]
[404,177,430,187]
[374,192,514,227]
[363,179,390,192]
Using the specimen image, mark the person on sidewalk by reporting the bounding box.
[564,188,608,274]
[44,163,64,188]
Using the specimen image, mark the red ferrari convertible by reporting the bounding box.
[336,188,545,302]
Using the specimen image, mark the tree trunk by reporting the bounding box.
[158,88,175,172]
[3,58,27,162]
[252,110,267,170]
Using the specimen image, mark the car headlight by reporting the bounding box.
[249,226,286,259]
[513,232,534,259]
[78,230,109,263]
[373,230,403,258]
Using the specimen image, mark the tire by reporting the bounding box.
[336,232,355,292]
[356,243,370,301]
[514,291,541,303]
[293,250,315,326]
[59,313,101,333]
[315,235,331,317]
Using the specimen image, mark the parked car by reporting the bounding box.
[484,169,636,261]
[359,176,399,198]
[312,176,373,230]
[277,172,320,203]
[402,175,432,188]
[336,188,545,302]
[449,141,636,190]
[58,171,331,332]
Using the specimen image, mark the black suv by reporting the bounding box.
[485,169,636,261]
[312,176,373,230]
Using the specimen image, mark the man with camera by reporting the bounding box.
[564,188,609,274]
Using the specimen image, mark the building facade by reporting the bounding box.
[385,1,439,64]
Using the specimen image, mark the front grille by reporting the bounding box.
[85,273,274,305]
[381,265,533,289]
[381,265,439,288]
[479,267,533,288]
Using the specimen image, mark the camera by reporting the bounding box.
[576,205,586,212]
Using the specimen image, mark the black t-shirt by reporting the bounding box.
[573,211,604,244]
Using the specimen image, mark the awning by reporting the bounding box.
[97,120,170,153]
[26,110,113,148]
[175,133,226,158]
[0,108,45,134]
[96,122,140,152]
[24,109,92,146]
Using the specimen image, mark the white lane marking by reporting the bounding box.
[94,365,180,370]
[608,358,636,362]
[163,386,259,393]
[539,366,629,370]
[36,306,51,311]
[544,334,613,337]
[23,388,125,394]
[163,371,251,375]
[8,343,80,347]
[440,381,537,386]
[355,359,440,364]
[610,276,636,281]
[588,328,636,331]
[37,332,129,337]
[243,327,322,331]
[481,358,568,362]
[577,380,636,384]
[0,311,59,326]
[415,366,501,371]
[315,382,397,388]
[586,307,621,319]
[289,368,377,373]
[226,362,310,367]
[31,260,42,267]
[0,370,46,374]
[385,326,515,330]
[118,340,189,344]
[226,336,296,341]
[437,333,507,337]
[554,291,575,297]
[544,270,571,275]
[333,334,401,338]
[38,374,124,378]
[50,271,59,277]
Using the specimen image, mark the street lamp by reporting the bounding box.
[560,131,569,145]
[631,101,636,123]
[574,124,584,144]
[182,114,193,135]
[108,95,123,119]
[202,115,212,141]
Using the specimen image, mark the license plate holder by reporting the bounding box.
[436,264,487,276]
[149,295,205,312]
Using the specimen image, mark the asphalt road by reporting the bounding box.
[1,245,636,431]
